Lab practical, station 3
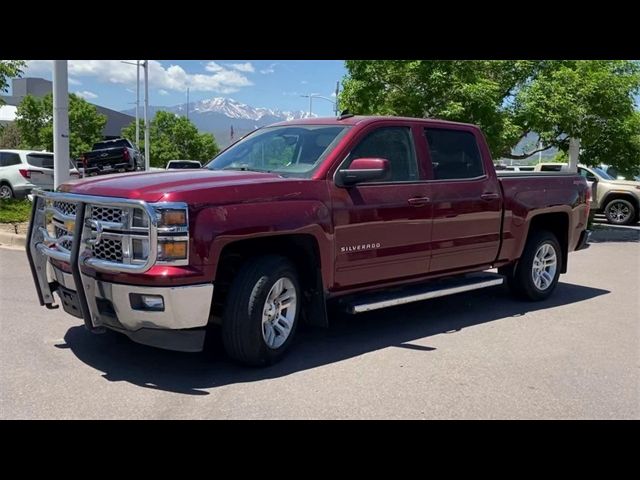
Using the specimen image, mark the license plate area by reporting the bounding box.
[57,285,83,319]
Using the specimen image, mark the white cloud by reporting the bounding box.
[260,63,277,75]
[159,89,169,95]
[229,62,255,73]
[300,80,308,85]
[25,60,253,94]
[205,61,224,73]
[68,77,82,86]
[125,88,134,93]
[75,90,98,100]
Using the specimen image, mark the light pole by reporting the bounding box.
[121,60,141,149]
[300,94,337,117]
[53,61,70,189]
[143,60,150,171]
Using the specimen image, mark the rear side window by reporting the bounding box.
[540,164,563,172]
[26,153,54,169]
[425,128,484,180]
[0,152,22,167]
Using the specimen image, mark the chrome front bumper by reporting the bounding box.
[26,190,213,352]
[52,267,213,351]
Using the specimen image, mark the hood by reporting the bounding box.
[604,179,640,189]
[60,169,285,203]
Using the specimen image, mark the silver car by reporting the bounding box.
[0,149,78,199]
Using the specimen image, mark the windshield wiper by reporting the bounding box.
[221,165,271,173]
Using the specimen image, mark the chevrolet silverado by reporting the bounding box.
[26,115,591,366]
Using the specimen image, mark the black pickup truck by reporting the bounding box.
[80,138,143,175]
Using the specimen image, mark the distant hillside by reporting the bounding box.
[122,97,315,148]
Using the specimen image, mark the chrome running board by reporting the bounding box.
[346,273,505,314]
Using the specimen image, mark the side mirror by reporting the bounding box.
[336,158,391,187]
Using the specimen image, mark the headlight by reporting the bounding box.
[132,208,149,228]
[132,237,150,261]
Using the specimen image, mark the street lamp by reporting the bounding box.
[300,94,337,117]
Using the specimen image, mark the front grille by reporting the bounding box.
[91,238,123,262]
[54,201,76,217]
[90,206,123,224]
[54,225,72,251]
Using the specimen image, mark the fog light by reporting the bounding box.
[129,293,165,311]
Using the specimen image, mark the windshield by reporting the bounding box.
[592,167,615,180]
[206,125,350,177]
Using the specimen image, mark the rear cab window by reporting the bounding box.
[424,128,484,180]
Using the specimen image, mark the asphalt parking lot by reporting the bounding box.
[1,222,638,419]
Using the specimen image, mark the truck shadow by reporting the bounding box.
[60,282,609,396]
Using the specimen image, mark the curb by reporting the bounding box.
[0,231,26,249]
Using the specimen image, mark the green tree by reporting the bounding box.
[122,110,220,168]
[341,60,640,177]
[15,93,106,158]
[0,60,25,104]
[0,122,21,148]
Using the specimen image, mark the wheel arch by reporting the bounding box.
[212,233,328,327]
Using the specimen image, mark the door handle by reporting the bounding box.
[407,197,431,206]
[480,192,500,201]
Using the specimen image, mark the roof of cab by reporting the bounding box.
[269,115,479,128]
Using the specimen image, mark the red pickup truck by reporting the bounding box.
[26,115,591,366]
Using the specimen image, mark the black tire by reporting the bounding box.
[222,255,300,366]
[0,182,15,200]
[604,199,636,226]
[507,230,562,301]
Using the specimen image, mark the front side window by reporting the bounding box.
[344,126,419,182]
[578,167,597,182]
[425,128,484,180]
[206,125,350,177]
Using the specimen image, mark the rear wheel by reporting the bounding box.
[604,199,636,225]
[506,230,562,301]
[222,255,300,366]
[0,183,14,199]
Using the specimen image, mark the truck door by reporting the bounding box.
[330,123,433,290]
[578,167,599,209]
[422,125,502,274]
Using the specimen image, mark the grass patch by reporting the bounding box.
[0,199,33,223]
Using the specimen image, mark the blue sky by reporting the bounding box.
[20,60,347,116]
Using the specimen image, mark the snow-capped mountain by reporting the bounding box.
[122,97,317,147]
[178,97,314,122]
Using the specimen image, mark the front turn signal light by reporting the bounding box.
[158,240,188,261]
[159,209,187,226]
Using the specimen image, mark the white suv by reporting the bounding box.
[0,149,78,199]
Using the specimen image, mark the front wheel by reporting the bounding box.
[506,230,562,301]
[604,199,636,225]
[0,183,14,199]
[222,255,300,366]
